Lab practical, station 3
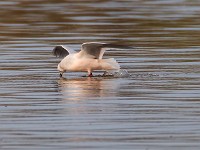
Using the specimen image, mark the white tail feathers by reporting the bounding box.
[100,58,120,71]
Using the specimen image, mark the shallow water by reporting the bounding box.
[0,0,200,149]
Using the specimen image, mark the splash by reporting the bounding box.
[103,69,131,78]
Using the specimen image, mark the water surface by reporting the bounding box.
[0,0,200,149]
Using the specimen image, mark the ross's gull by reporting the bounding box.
[52,42,132,77]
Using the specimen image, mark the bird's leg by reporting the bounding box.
[87,69,93,77]
[88,72,93,77]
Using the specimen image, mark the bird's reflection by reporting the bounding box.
[57,76,120,101]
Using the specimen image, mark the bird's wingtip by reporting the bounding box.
[52,45,70,58]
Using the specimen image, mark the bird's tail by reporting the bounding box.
[100,58,120,71]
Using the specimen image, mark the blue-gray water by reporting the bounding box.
[0,0,200,149]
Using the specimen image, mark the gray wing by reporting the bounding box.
[80,42,133,59]
[52,45,74,58]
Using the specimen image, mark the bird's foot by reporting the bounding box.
[88,73,93,77]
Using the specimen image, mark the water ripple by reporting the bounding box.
[0,0,200,149]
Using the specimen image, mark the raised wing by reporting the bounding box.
[80,42,133,59]
[52,45,75,58]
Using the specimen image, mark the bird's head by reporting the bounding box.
[57,63,65,77]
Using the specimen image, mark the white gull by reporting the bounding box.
[52,42,132,77]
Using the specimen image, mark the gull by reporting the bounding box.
[52,42,132,77]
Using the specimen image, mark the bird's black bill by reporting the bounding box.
[59,73,63,77]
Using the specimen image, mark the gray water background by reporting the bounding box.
[0,0,200,149]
